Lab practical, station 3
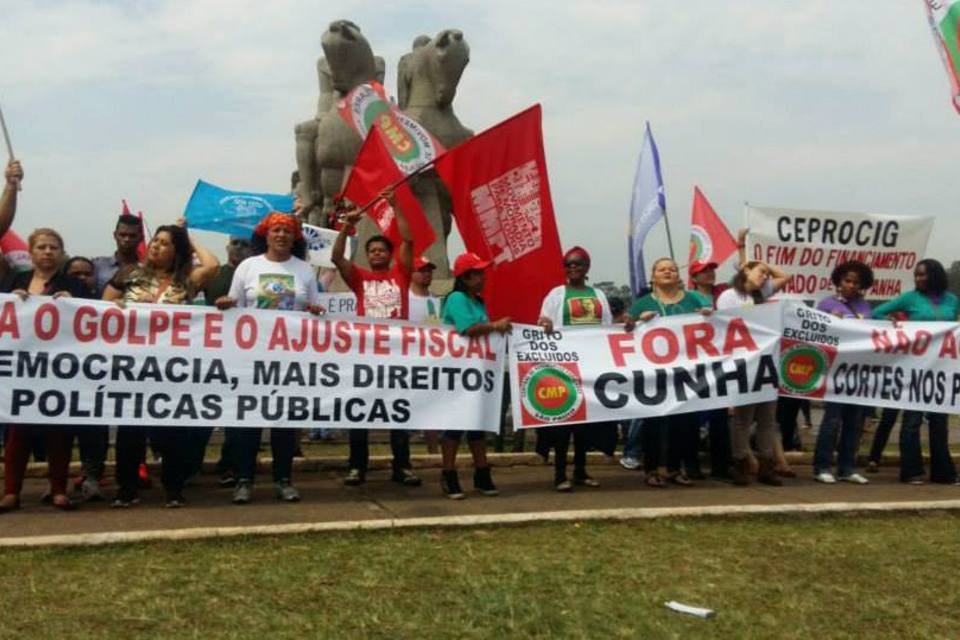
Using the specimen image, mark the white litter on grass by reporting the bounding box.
[665,601,715,619]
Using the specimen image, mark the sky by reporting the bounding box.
[0,0,956,284]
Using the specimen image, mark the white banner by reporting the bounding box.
[745,205,933,300]
[316,291,358,317]
[508,305,782,427]
[780,302,960,413]
[0,295,505,430]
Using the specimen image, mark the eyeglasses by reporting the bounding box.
[564,260,586,268]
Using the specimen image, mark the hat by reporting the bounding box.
[253,212,304,241]
[452,252,491,277]
[563,246,591,266]
[689,260,718,277]
[413,256,436,271]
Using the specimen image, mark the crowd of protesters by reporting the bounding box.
[1,157,958,515]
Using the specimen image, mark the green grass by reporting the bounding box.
[2,513,959,639]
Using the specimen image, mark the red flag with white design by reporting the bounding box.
[0,229,31,272]
[434,104,564,323]
[688,186,737,268]
[341,128,437,259]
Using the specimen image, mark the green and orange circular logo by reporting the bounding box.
[521,365,582,423]
[779,344,828,394]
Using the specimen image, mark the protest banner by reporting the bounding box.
[745,205,933,300]
[183,180,295,237]
[0,295,505,431]
[779,301,960,413]
[316,291,357,317]
[508,304,782,428]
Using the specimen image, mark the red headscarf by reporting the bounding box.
[563,246,591,267]
[254,212,303,241]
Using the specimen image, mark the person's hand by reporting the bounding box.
[10,289,27,301]
[113,300,127,309]
[623,317,636,332]
[175,217,187,228]
[737,227,749,244]
[833,311,845,319]
[537,316,554,334]
[52,291,72,299]
[638,311,657,322]
[215,296,238,310]
[342,208,363,227]
[699,308,714,317]
[492,317,512,334]
[377,187,396,206]
[5,160,23,188]
[307,303,326,316]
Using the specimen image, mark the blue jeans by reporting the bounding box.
[899,411,957,483]
[813,402,862,476]
[623,419,642,459]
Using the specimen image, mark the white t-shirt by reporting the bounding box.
[228,254,321,311]
[408,292,441,325]
[716,280,775,310]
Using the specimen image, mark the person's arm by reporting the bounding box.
[216,262,246,309]
[187,234,220,290]
[537,286,563,333]
[386,190,413,276]
[597,289,614,325]
[0,160,23,238]
[102,284,124,303]
[872,294,908,319]
[766,262,791,294]
[332,209,360,284]
[304,262,325,315]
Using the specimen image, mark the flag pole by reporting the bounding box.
[0,102,20,192]
[662,204,676,262]
[351,158,438,216]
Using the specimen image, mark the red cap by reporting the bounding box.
[413,256,436,271]
[689,260,718,276]
[452,252,491,277]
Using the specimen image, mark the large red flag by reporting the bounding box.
[688,186,737,268]
[341,128,437,259]
[434,104,564,323]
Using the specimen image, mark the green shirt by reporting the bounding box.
[442,291,489,334]
[629,290,709,317]
[872,290,960,322]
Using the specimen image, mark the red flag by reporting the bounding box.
[342,128,437,259]
[434,104,564,323]
[0,229,31,272]
[688,186,737,267]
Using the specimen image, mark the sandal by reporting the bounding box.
[0,494,20,514]
[645,473,666,489]
[51,494,78,511]
[668,472,694,486]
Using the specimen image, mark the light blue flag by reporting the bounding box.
[628,122,666,296]
[183,180,295,237]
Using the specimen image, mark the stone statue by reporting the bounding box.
[294,20,384,227]
[396,30,473,280]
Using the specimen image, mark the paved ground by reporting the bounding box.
[2,454,959,543]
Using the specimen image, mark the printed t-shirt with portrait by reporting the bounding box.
[227,254,320,311]
[539,284,613,328]
[346,263,410,320]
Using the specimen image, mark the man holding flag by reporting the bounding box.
[332,191,421,488]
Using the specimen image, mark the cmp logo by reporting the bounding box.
[779,343,829,395]
[519,362,586,426]
[688,225,712,262]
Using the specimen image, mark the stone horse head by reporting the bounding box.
[321,20,380,94]
[398,29,470,110]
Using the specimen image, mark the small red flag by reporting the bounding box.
[434,104,564,324]
[688,186,737,268]
[122,199,150,261]
[342,128,437,260]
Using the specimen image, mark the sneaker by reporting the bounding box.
[555,479,573,492]
[232,480,253,504]
[473,466,499,496]
[343,468,365,486]
[574,475,600,488]
[619,456,641,470]
[110,490,140,509]
[392,468,423,487]
[814,472,837,484]
[218,473,238,488]
[165,493,186,508]
[81,476,106,502]
[441,470,465,499]
[275,480,301,502]
[838,473,869,485]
